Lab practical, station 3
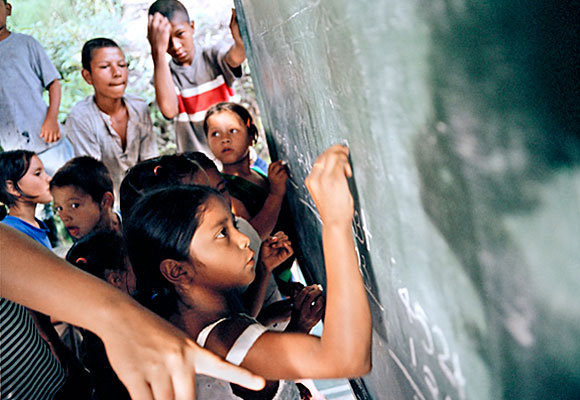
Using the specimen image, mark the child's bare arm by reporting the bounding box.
[248,161,288,239]
[0,225,265,399]
[241,232,293,316]
[40,79,61,143]
[238,146,372,380]
[225,8,246,68]
[148,13,179,119]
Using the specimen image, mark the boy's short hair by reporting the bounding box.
[148,0,190,22]
[0,150,35,207]
[50,156,113,204]
[66,230,128,280]
[81,37,120,72]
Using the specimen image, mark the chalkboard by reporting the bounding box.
[234,0,580,399]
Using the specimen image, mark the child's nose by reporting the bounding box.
[171,37,182,50]
[235,229,250,249]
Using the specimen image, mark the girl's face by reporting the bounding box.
[206,111,253,166]
[16,155,52,204]
[188,195,255,290]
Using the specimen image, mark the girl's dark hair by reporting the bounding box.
[123,185,219,318]
[148,0,190,22]
[0,150,36,207]
[66,230,128,280]
[119,154,203,217]
[82,37,121,72]
[203,102,259,144]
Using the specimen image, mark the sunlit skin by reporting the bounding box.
[51,186,116,240]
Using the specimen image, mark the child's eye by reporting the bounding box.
[210,131,220,138]
[230,129,238,134]
[119,62,128,68]
[54,206,63,213]
[71,203,80,209]
[216,228,228,239]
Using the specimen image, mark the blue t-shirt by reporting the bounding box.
[1,215,51,249]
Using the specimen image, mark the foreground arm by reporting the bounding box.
[0,225,264,400]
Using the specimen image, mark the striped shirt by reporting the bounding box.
[168,41,242,154]
[0,298,66,400]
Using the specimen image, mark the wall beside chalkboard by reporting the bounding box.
[235,0,580,399]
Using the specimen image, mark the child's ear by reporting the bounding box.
[81,69,93,85]
[100,192,114,209]
[5,180,18,197]
[5,3,12,16]
[160,259,191,285]
[105,270,125,291]
[190,20,195,33]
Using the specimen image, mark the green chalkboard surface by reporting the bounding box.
[235,0,580,399]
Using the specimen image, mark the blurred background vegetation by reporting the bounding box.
[7,0,268,158]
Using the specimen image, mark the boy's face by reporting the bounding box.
[52,186,104,240]
[82,47,128,100]
[167,17,195,65]
[0,2,12,37]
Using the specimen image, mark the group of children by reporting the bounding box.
[0,0,372,399]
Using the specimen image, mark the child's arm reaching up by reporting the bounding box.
[248,160,289,239]
[225,8,246,69]
[148,13,179,119]
[209,145,372,380]
[40,79,61,143]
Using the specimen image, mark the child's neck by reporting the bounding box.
[9,202,40,228]
[221,153,252,178]
[173,287,231,338]
[0,29,10,42]
[93,94,125,116]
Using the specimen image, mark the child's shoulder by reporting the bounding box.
[201,314,266,360]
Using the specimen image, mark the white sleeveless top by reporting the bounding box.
[195,315,300,399]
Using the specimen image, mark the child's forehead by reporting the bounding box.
[91,46,125,61]
[51,185,91,200]
[169,12,191,27]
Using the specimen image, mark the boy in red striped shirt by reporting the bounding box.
[147,0,246,155]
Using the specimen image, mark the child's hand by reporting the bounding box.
[257,299,293,327]
[40,116,60,143]
[305,145,353,226]
[230,8,243,45]
[148,13,171,56]
[259,231,293,272]
[288,285,325,333]
[268,160,289,196]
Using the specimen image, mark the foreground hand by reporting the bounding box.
[259,231,293,271]
[102,307,265,400]
[268,161,289,196]
[40,117,61,143]
[305,145,353,226]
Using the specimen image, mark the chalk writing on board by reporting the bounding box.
[396,287,467,400]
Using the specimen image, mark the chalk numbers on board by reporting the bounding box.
[396,288,467,400]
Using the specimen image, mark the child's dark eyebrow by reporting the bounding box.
[211,216,231,231]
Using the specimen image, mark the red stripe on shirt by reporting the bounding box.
[178,83,234,115]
